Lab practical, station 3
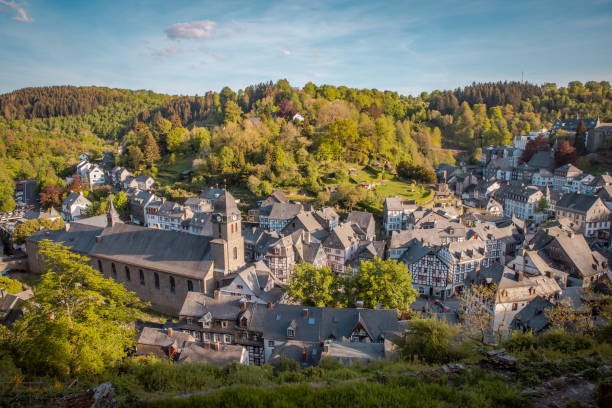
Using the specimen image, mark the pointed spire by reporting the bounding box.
[107,199,121,228]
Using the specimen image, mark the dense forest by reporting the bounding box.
[1,80,611,212]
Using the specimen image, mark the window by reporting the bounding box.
[97,260,103,272]
[512,303,518,311]
[125,266,131,282]
[169,277,176,294]
[214,333,220,343]
[204,332,211,342]
[221,321,228,328]
[268,340,275,347]
[187,280,193,291]
[233,247,238,260]
[287,328,295,337]
[111,263,117,279]
[139,269,145,286]
[154,273,160,290]
[224,334,232,344]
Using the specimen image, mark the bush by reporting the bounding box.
[397,318,462,364]
[0,277,24,294]
[595,323,612,344]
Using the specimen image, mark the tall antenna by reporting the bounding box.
[521,71,524,83]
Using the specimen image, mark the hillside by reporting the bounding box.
[1,80,611,213]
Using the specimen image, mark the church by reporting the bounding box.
[26,191,282,315]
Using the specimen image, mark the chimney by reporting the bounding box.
[167,327,173,337]
[302,347,308,363]
[65,222,70,232]
[214,289,220,299]
[240,299,247,311]
[96,235,102,243]
[302,308,309,318]
[267,302,273,309]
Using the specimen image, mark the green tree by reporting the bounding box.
[12,217,65,245]
[347,258,417,311]
[396,318,460,364]
[13,240,146,379]
[223,101,243,125]
[127,145,143,169]
[537,196,548,213]
[285,262,341,307]
[166,127,186,154]
[0,277,23,294]
[218,146,235,171]
[113,191,128,218]
[143,133,161,165]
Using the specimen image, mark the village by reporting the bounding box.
[0,116,611,370]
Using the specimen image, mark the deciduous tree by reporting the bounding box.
[555,140,576,166]
[285,262,340,307]
[347,258,418,311]
[14,240,146,379]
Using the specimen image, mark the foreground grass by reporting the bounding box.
[143,367,529,408]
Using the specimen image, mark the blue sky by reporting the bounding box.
[1,0,611,96]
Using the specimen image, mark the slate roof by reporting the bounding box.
[29,224,104,254]
[178,292,244,319]
[527,151,554,170]
[346,211,375,235]
[323,222,360,250]
[262,305,398,343]
[177,343,244,365]
[137,327,195,350]
[63,192,91,209]
[213,191,241,217]
[399,241,437,265]
[281,212,329,242]
[510,296,553,333]
[262,202,303,220]
[554,163,582,177]
[552,118,598,132]
[556,193,602,213]
[542,227,607,279]
[261,190,289,207]
[383,196,403,212]
[200,187,225,201]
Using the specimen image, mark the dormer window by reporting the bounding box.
[221,320,228,328]
[287,328,295,337]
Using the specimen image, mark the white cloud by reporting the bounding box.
[281,49,292,56]
[166,20,216,40]
[0,0,33,23]
[153,46,179,57]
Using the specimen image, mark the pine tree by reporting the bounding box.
[574,120,587,156]
[143,133,160,165]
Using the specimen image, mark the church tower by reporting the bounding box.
[210,191,245,276]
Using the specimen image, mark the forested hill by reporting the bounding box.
[0,86,168,120]
[0,80,611,213]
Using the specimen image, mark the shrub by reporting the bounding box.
[397,318,461,364]
[0,277,23,294]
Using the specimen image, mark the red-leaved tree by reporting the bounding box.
[39,184,64,209]
[555,140,576,166]
[520,134,549,164]
[277,98,297,119]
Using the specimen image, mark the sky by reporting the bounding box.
[1,0,611,96]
